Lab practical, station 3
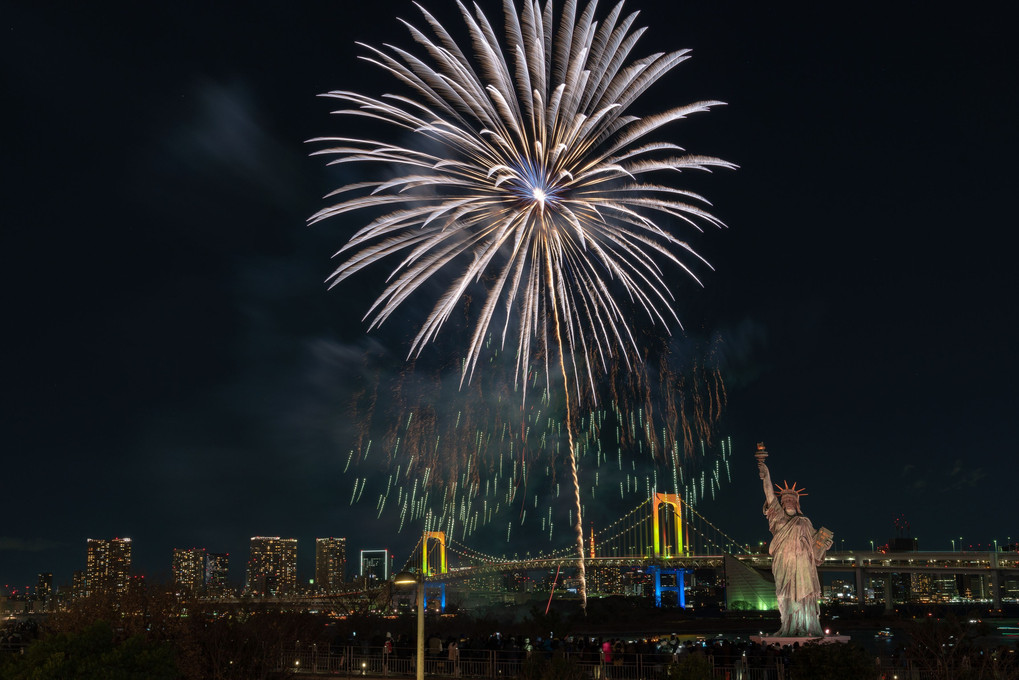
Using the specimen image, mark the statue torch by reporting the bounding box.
[755,442,768,478]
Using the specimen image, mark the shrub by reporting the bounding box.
[668,651,713,680]
[519,651,587,680]
[0,621,179,680]
[788,641,877,680]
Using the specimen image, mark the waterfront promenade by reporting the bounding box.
[276,641,984,679]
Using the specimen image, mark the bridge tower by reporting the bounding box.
[652,493,685,558]
[420,531,447,613]
[422,531,447,576]
[647,565,689,608]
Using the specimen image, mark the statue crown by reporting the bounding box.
[775,480,807,498]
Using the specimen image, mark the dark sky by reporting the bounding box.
[3,0,1017,592]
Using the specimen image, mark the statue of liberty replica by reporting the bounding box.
[755,443,833,637]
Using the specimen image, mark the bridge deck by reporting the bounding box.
[428,550,1018,581]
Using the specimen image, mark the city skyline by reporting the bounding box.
[3,0,1016,590]
[6,524,1017,600]
[6,534,369,597]
[7,533,1017,613]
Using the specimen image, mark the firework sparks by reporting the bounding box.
[311,0,733,390]
[342,348,734,547]
[312,0,732,608]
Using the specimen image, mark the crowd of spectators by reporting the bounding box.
[329,630,800,675]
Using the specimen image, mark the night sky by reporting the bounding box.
[3,0,1017,592]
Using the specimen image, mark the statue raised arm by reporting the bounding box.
[758,460,776,506]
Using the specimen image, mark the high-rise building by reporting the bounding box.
[172,548,207,594]
[36,573,53,603]
[71,570,85,599]
[911,572,935,602]
[360,549,391,583]
[932,574,958,601]
[85,537,132,597]
[246,537,297,596]
[206,552,230,596]
[315,538,347,593]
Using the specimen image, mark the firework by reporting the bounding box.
[342,339,734,549]
[345,335,725,491]
[312,0,732,607]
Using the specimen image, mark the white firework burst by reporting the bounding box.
[310,0,735,393]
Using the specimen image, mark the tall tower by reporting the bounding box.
[85,537,132,597]
[172,548,207,595]
[246,537,297,596]
[315,537,347,594]
[36,573,53,610]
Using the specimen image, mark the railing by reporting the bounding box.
[277,647,798,679]
[278,646,954,679]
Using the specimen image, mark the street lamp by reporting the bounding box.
[393,571,424,680]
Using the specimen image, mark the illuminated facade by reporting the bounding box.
[1003,576,1019,602]
[823,577,854,601]
[315,537,347,593]
[454,571,507,592]
[71,570,85,599]
[246,537,298,596]
[172,547,207,594]
[85,537,132,597]
[36,573,53,603]
[360,549,390,582]
[911,572,935,602]
[206,552,230,595]
[932,574,959,601]
[587,565,625,594]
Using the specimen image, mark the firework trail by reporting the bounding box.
[342,348,735,554]
[345,334,725,495]
[338,336,730,598]
[312,0,732,608]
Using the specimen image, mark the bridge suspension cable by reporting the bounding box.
[445,537,511,565]
[396,533,425,574]
[409,493,747,574]
[676,495,750,555]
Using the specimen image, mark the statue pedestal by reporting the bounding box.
[750,635,850,647]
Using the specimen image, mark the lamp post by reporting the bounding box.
[394,571,424,680]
